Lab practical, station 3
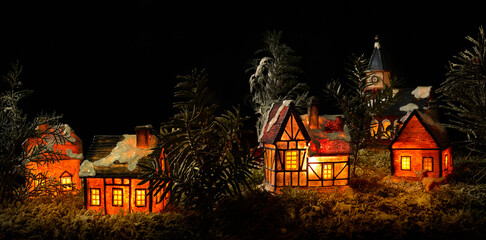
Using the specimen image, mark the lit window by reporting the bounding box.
[114,178,122,184]
[423,157,433,172]
[112,188,123,206]
[285,151,298,170]
[135,189,146,207]
[60,172,73,191]
[370,119,379,138]
[445,154,449,170]
[381,119,391,139]
[90,188,100,206]
[401,156,411,170]
[323,164,332,179]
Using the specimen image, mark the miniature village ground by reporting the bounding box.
[1,149,485,240]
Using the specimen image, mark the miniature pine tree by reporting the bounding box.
[325,54,397,175]
[438,26,486,156]
[248,30,309,140]
[0,62,69,203]
[139,68,258,213]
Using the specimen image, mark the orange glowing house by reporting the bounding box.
[390,110,452,179]
[79,125,168,214]
[25,123,84,194]
[260,100,350,192]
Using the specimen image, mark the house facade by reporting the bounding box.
[390,110,453,179]
[79,125,168,214]
[260,100,350,192]
[25,123,84,194]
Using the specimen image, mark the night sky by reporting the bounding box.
[0,1,484,149]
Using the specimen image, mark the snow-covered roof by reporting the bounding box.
[79,134,160,178]
[26,124,84,161]
[259,100,310,144]
[300,114,351,156]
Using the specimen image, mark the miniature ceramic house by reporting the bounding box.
[260,100,350,192]
[389,110,452,179]
[25,123,84,194]
[79,125,167,214]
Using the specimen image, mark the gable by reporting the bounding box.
[260,101,310,144]
[391,115,439,149]
[279,114,307,141]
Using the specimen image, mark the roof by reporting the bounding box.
[391,110,450,149]
[301,114,351,156]
[81,135,162,178]
[259,100,310,144]
[368,35,388,71]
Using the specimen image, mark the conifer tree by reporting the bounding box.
[438,26,486,156]
[248,31,309,140]
[139,68,258,214]
[0,63,69,203]
[325,54,397,175]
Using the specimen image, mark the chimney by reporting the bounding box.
[425,98,440,122]
[308,97,319,129]
[135,125,153,149]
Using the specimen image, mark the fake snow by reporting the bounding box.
[266,100,292,133]
[258,102,275,142]
[79,134,157,177]
[411,86,432,99]
[399,103,419,112]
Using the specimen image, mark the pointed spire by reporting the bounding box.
[368,35,387,71]
[374,35,381,49]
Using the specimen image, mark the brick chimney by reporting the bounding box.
[308,97,319,129]
[135,125,153,149]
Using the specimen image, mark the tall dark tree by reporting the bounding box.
[325,54,397,175]
[0,63,69,203]
[438,26,486,156]
[248,30,309,140]
[139,68,259,214]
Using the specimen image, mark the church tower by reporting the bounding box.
[365,35,391,92]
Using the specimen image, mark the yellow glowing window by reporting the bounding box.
[445,154,449,170]
[114,178,122,184]
[135,189,146,207]
[370,119,379,138]
[90,188,100,206]
[60,172,73,191]
[381,119,391,139]
[323,164,332,179]
[113,188,123,206]
[423,157,433,171]
[401,156,411,170]
[285,151,298,170]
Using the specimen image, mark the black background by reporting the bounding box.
[0,1,484,149]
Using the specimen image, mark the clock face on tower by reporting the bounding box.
[369,75,380,84]
[371,75,379,83]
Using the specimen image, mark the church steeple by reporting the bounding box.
[365,35,391,91]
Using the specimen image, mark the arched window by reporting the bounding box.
[370,119,379,138]
[60,171,73,191]
[381,119,391,139]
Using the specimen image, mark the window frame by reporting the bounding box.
[90,188,101,206]
[423,157,433,172]
[60,171,73,191]
[112,188,123,207]
[401,156,411,171]
[135,189,147,207]
[285,150,299,170]
[322,164,333,179]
